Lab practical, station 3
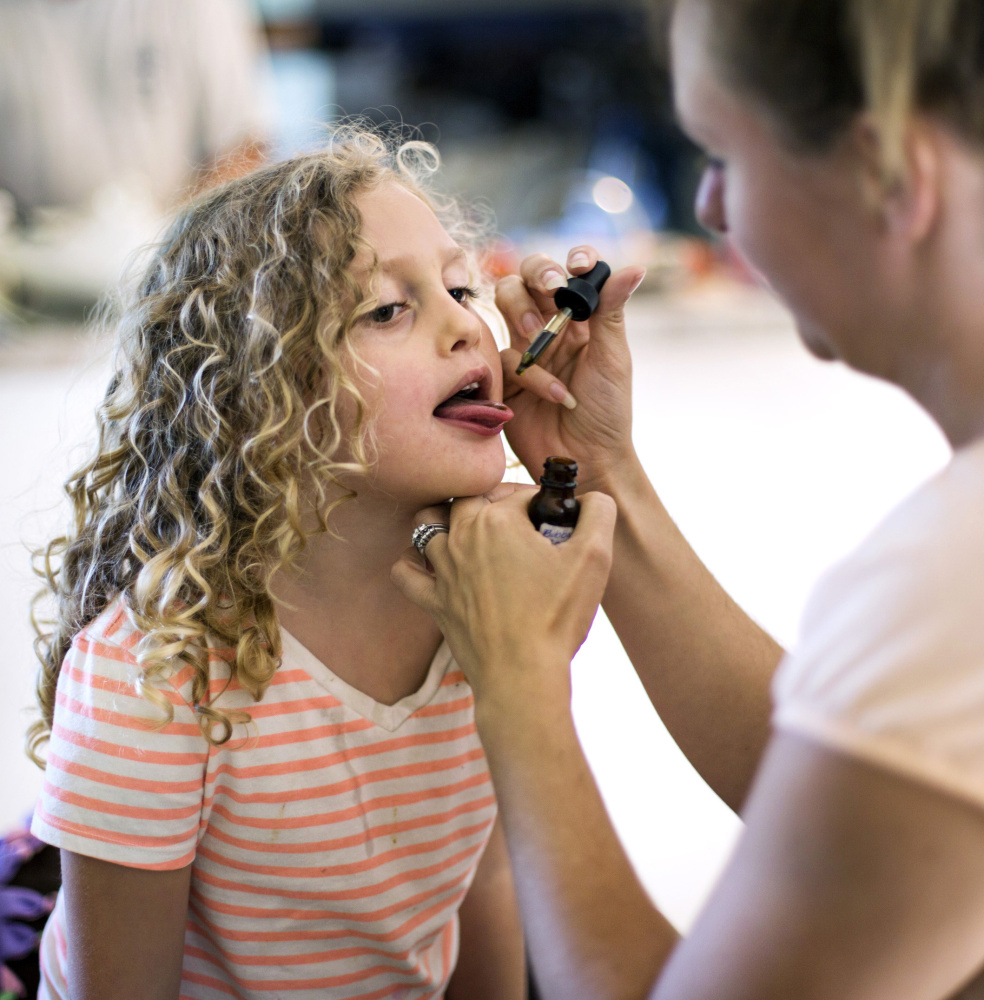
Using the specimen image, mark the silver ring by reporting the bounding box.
[412,523,449,558]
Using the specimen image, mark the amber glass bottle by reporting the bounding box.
[528,456,580,544]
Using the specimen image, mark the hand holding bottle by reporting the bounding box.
[391,484,616,704]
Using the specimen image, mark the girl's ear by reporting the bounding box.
[853,115,940,243]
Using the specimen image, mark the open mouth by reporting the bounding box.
[433,374,514,431]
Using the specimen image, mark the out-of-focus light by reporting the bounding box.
[592,176,634,214]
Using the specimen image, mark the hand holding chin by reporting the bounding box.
[391,484,617,706]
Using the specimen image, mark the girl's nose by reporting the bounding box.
[440,294,483,353]
[695,163,728,235]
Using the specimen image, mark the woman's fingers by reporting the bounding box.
[494,248,603,348]
[500,346,578,409]
[517,248,600,292]
[521,252,570,295]
[565,245,600,274]
[590,264,647,345]
[404,503,452,571]
[392,502,456,614]
[499,246,600,336]
[415,503,452,526]
[495,274,549,344]
[497,246,643,351]
[482,480,536,504]
[498,258,643,408]
[393,484,617,701]
[496,252,584,345]
[390,548,441,617]
[567,490,618,566]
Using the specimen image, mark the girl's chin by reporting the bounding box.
[446,469,507,501]
[345,458,507,510]
[432,459,508,503]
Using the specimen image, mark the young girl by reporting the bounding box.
[27,128,525,1000]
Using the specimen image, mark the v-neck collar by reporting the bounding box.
[280,628,452,732]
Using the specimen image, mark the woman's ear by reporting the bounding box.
[853,115,941,243]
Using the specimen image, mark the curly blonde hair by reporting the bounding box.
[28,125,491,764]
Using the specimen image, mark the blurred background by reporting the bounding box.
[0,0,950,935]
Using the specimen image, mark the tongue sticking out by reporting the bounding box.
[434,394,514,429]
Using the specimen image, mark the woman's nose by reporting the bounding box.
[695,164,728,235]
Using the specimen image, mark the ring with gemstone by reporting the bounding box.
[411,523,450,558]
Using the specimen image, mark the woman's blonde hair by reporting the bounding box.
[684,0,984,182]
[28,125,490,764]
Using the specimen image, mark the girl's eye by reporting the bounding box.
[368,301,407,324]
[703,155,726,174]
[449,286,479,304]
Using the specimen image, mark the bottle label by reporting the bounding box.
[539,523,574,545]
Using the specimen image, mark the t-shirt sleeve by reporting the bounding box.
[772,458,984,809]
[31,611,210,870]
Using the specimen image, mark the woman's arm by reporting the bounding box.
[394,489,677,1000]
[496,248,781,809]
[394,500,984,1000]
[651,732,984,1000]
[61,851,191,1000]
[598,457,781,812]
[393,496,984,999]
[446,815,526,1000]
[473,667,678,1000]
[462,701,984,1000]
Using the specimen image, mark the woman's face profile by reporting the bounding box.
[670,0,893,371]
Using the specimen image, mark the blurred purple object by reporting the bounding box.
[0,816,55,974]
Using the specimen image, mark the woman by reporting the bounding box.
[392,1,984,997]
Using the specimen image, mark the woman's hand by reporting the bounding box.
[496,247,646,494]
[393,484,672,1000]
[391,484,617,706]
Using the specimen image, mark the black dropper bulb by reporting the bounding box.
[553,261,612,322]
[515,259,612,375]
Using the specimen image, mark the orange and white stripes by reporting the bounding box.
[34,601,496,999]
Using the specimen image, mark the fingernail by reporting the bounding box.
[549,382,578,409]
[569,251,589,269]
[543,270,566,291]
[628,269,647,297]
[522,311,542,338]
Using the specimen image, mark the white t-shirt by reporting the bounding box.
[773,437,984,808]
[0,0,271,214]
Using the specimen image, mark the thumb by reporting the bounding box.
[391,549,443,620]
[581,265,645,376]
[482,480,536,504]
[595,265,646,331]
[570,490,618,551]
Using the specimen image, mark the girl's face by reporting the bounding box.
[343,180,510,510]
[671,1,901,374]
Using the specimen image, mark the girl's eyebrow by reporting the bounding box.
[378,246,468,273]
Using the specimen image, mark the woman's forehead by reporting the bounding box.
[670,3,732,143]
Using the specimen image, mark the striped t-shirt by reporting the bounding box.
[32,600,497,1000]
